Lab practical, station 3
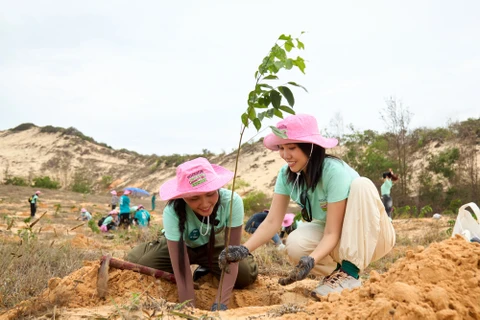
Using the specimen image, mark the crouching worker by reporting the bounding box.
[99,210,118,232]
[126,158,258,311]
[219,114,396,299]
[245,210,297,250]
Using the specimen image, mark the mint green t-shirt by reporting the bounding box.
[163,188,244,248]
[274,158,359,223]
[381,179,393,196]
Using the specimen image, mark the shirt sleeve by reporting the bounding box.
[230,193,244,227]
[274,165,291,196]
[323,161,353,203]
[163,205,182,241]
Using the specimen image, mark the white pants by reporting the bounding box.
[286,177,396,276]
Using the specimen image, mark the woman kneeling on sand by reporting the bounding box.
[127,157,257,311]
[219,114,395,299]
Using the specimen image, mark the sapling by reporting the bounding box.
[217,32,308,307]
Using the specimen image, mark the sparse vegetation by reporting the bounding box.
[33,176,61,189]
[4,176,28,186]
[242,190,270,216]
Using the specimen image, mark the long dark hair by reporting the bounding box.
[286,143,340,192]
[167,193,221,279]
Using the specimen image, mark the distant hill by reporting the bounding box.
[1,120,479,213]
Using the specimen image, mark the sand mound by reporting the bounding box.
[2,236,479,319]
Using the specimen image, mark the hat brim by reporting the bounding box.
[159,164,234,201]
[263,133,338,151]
[282,213,296,227]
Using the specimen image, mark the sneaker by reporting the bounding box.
[276,243,286,251]
[311,269,361,299]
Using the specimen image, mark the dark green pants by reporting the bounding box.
[126,236,258,288]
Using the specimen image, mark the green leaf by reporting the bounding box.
[285,40,294,52]
[273,108,283,118]
[266,108,275,118]
[293,57,306,74]
[279,105,295,114]
[258,83,273,90]
[254,70,258,79]
[263,74,279,80]
[248,90,257,103]
[253,118,261,131]
[296,39,305,50]
[287,81,308,92]
[270,90,281,108]
[241,113,249,127]
[254,102,268,109]
[285,58,293,70]
[278,34,292,41]
[270,126,288,139]
[278,86,295,107]
[272,44,287,60]
[248,106,256,121]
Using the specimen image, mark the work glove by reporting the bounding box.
[218,245,250,272]
[211,302,228,311]
[278,256,315,286]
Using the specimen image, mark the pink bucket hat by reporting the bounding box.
[110,190,117,195]
[282,213,295,227]
[123,190,132,195]
[109,210,118,215]
[263,114,338,151]
[81,208,87,213]
[160,157,234,201]
[35,191,41,195]
[137,204,144,210]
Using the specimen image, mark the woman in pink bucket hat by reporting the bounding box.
[126,157,258,311]
[220,113,396,299]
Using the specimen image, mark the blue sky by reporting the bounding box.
[1,1,479,156]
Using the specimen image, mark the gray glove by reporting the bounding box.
[218,245,250,272]
[211,303,228,311]
[279,256,315,286]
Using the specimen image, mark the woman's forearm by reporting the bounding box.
[244,194,289,252]
[167,240,195,305]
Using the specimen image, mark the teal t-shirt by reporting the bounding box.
[274,158,359,223]
[119,195,130,214]
[134,209,151,227]
[31,195,39,204]
[163,188,244,248]
[381,179,393,196]
[102,215,114,226]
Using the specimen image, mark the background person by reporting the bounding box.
[245,210,296,250]
[133,204,151,227]
[126,157,258,311]
[110,190,119,210]
[380,169,399,218]
[118,190,132,229]
[219,114,395,298]
[100,210,118,232]
[78,208,92,221]
[29,191,41,218]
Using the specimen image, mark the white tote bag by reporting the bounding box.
[451,202,480,241]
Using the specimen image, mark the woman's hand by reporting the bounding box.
[278,256,315,285]
[218,245,250,272]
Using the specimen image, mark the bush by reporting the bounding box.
[4,176,28,186]
[11,123,36,132]
[243,190,270,216]
[71,171,91,194]
[33,176,61,189]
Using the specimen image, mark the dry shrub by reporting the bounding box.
[0,238,101,310]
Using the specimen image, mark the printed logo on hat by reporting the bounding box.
[187,170,207,187]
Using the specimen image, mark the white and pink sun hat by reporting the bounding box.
[110,190,117,195]
[160,157,234,201]
[35,191,41,195]
[263,114,338,151]
[123,190,132,195]
[81,208,87,213]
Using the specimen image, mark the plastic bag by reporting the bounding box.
[451,202,480,241]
